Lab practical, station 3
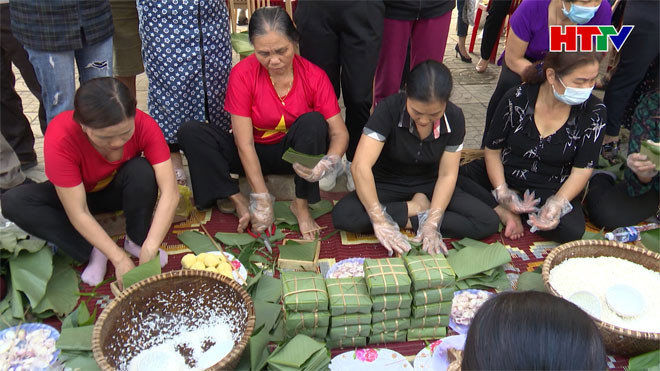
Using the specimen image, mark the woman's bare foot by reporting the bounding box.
[230,193,250,232]
[407,193,431,217]
[171,152,187,185]
[290,198,320,240]
[494,205,524,240]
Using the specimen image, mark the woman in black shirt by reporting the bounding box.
[332,60,499,255]
[461,52,606,243]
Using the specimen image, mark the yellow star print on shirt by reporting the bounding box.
[257,115,287,138]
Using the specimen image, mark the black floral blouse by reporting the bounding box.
[486,83,607,192]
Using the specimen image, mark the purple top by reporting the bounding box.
[504,0,612,62]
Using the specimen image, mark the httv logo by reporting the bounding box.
[549,25,634,52]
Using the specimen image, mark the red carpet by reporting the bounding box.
[57,203,630,369]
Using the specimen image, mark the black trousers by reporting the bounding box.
[460,159,586,243]
[0,157,158,262]
[0,4,45,164]
[480,0,512,60]
[585,173,659,229]
[178,112,328,209]
[603,0,660,137]
[481,61,521,147]
[331,178,500,240]
[294,0,384,161]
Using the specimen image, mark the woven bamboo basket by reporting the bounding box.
[542,240,660,357]
[92,269,255,370]
[460,149,484,166]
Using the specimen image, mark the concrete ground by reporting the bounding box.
[11,9,605,188]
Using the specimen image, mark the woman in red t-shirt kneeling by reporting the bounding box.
[1,78,179,288]
[178,7,348,240]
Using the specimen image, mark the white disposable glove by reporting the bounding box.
[492,184,540,214]
[292,154,342,183]
[249,192,275,233]
[367,203,411,255]
[527,195,572,232]
[413,208,447,255]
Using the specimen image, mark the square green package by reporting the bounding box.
[326,336,367,349]
[286,326,329,340]
[371,308,411,322]
[412,301,452,318]
[371,292,412,311]
[404,254,455,290]
[412,286,456,306]
[370,318,411,335]
[330,313,372,327]
[410,315,449,329]
[326,277,373,316]
[282,271,329,312]
[364,258,411,295]
[267,334,330,370]
[285,311,330,334]
[328,324,371,339]
[368,330,408,344]
[407,327,447,341]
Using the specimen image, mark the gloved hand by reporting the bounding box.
[527,195,572,232]
[367,203,411,255]
[249,192,275,233]
[492,184,540,214]
[627,153,658,181]
[413,208,447,255]
[292,155,342,183]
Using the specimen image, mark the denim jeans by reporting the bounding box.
[456,0,469,37]
[25,36,113,128]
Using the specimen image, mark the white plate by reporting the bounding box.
[413,339,442,370]
[569,290,602,319]
[330,348,412,370]
[207,251,248,285]
[606,284,645,318]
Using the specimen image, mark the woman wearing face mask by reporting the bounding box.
[332,60,500,255]
[460,52,606,243]
[178,7,348,240]
[480,0,611,147]
[1,78,179,288]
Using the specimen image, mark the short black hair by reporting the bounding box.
[462,291,607,370]
[73,77,136,129]
[248,6,299,44]
[405,60,453,103]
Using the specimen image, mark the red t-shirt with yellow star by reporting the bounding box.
[224,54,340,145]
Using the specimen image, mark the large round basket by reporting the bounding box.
[92,269,255,370]
[542,240,660,357]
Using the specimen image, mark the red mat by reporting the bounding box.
[60,203,629,370]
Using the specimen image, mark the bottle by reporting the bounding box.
[604,223,658,243]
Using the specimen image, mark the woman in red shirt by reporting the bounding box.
[179,7,348,240]
[1,78,179,288]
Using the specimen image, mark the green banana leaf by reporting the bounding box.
[279,240,317,261]
[641,140,660,171]
[9,247,53,308]
[447,239,511,280]
[121,256,161,290]
[32,253,79,315]
[177,230,218,254]
[253,275,282,303]
[56,325,94,351]
[215,229,286,247]
[641,228,659,254]
[516,272,547,292]
[267,334,328,369]
[626,349,660,371]
[582,229,606,240]
[231,31,254,58]
[274,200,334,226]
[281,148,325,169]
[254,299,283,336]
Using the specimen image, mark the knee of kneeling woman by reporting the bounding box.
[557,224,585,243]
[295,112,328,140]
[123,158,158,195]
[0,188,23,223]
[177,121,204,149]
[466,212,500,240]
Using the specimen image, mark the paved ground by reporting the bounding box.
[11,10,604,185]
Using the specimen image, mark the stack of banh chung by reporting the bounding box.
[325,276,373,348]
[404,254,456,341]
[282,271,329,341]
[364,258,412,344]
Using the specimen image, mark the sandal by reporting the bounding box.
[174,168,187,186]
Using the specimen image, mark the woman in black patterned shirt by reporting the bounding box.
[460,52,606,243]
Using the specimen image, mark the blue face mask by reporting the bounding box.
[562,1,599,24]
[552,77,593,105]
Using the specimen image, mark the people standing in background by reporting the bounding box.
[0,2,45,170]
[480,0,610,147]
[601,0,659,147]
[136,0,233,185]
[109,0,144,98]
[9,0,114,127]
[294,0,385,191]
[455,0,473,64]
[373,0,455,106]
[474,0,512,73]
